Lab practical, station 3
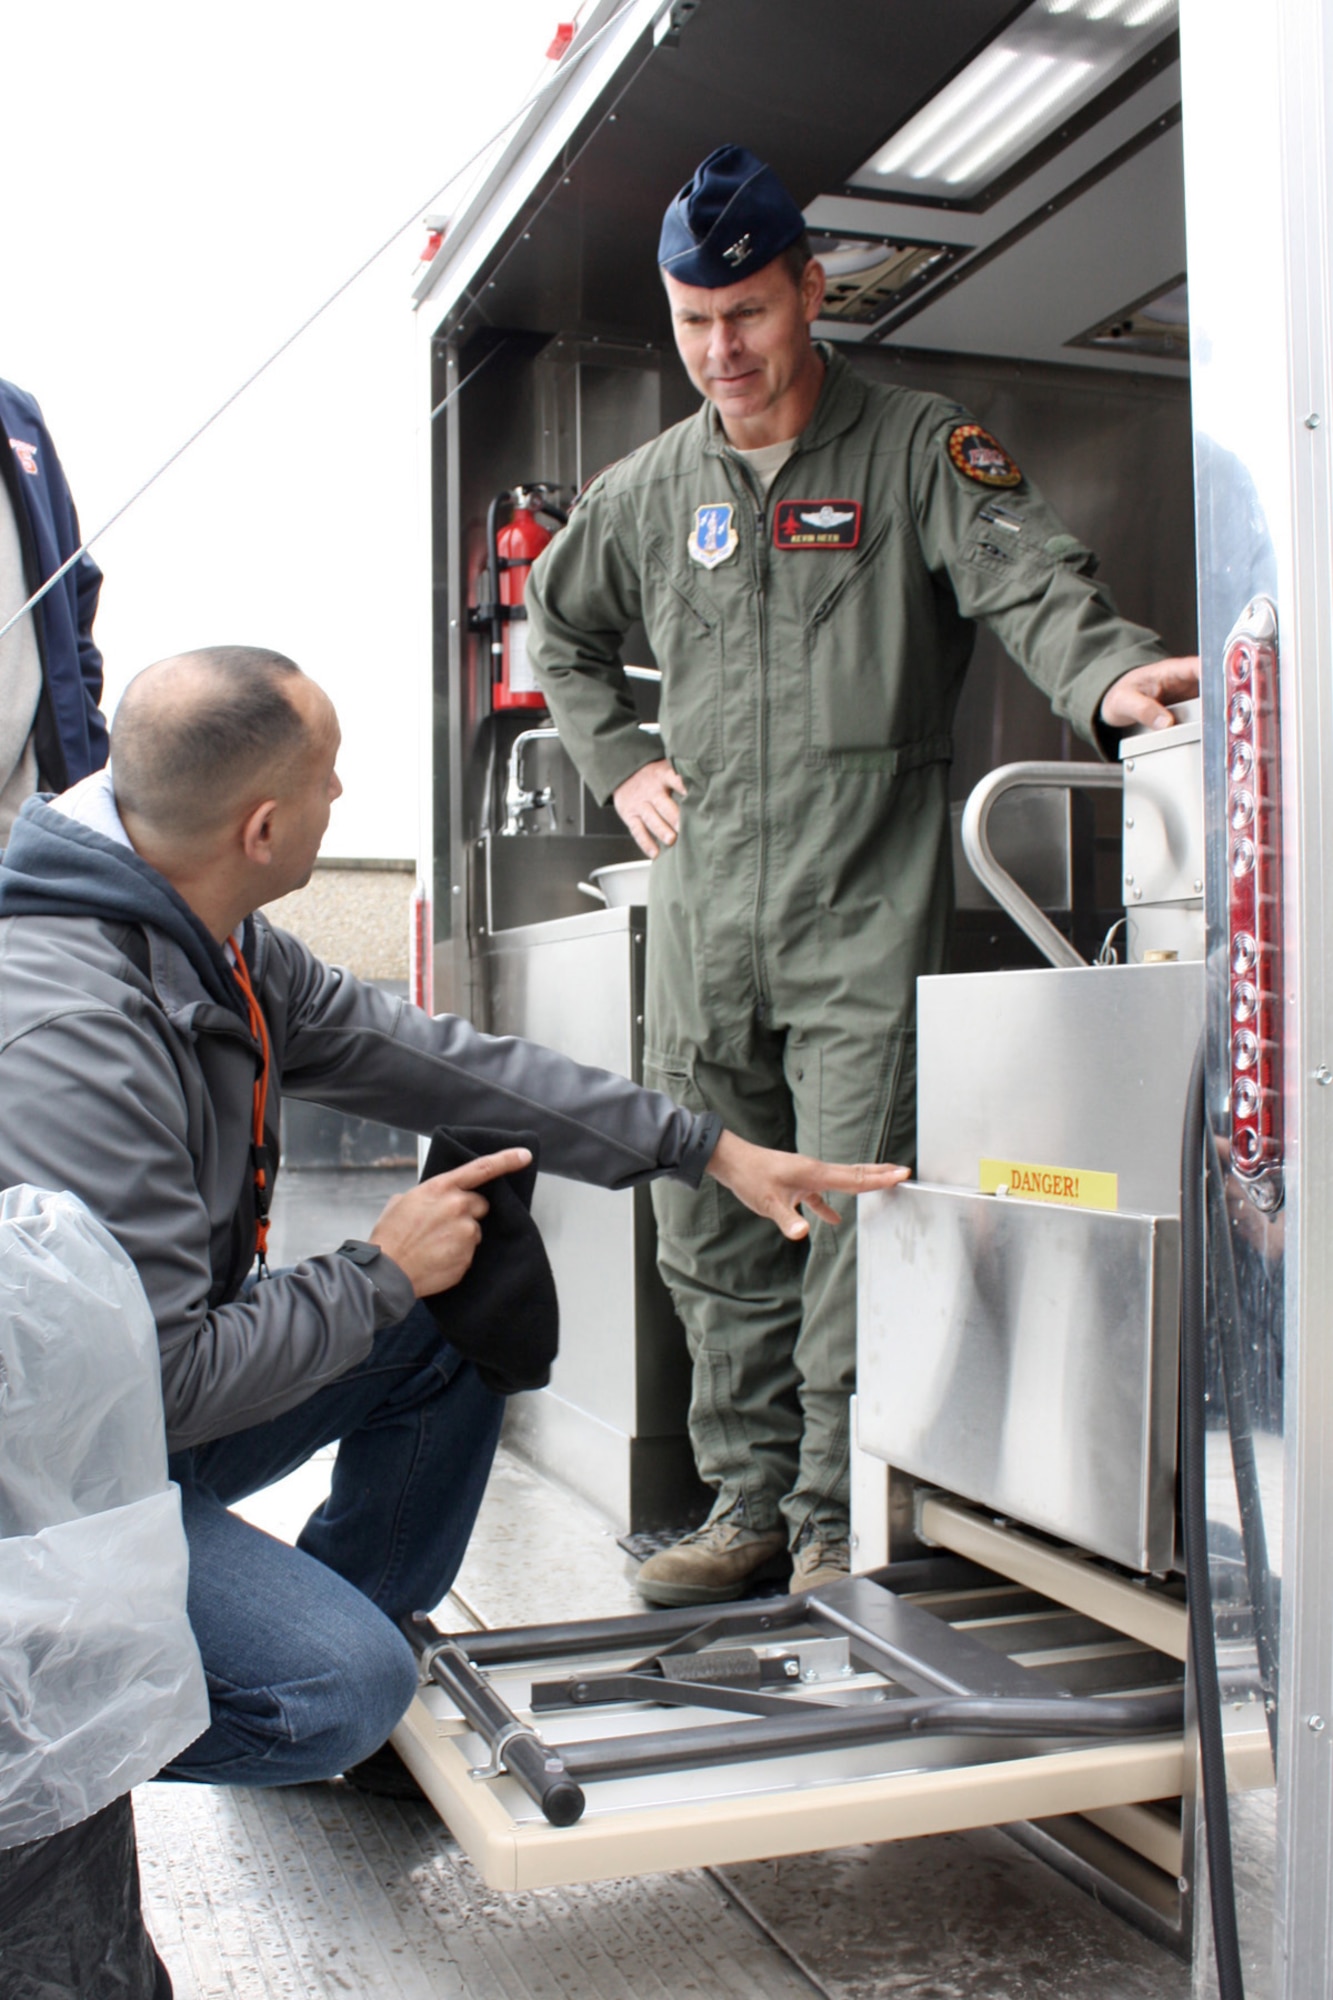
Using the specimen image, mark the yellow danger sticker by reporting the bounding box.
[980,1158,1119,1212]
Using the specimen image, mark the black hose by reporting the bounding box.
[1204,1116,1281,1763]
[483,490,510,680]
[1181,1034,1246,2000]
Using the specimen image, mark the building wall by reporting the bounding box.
[262,859,414,981]
[262,858,418,1168]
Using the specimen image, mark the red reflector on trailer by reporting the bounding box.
[1224,597,1283,1210]
[547,22,576,60]
[410,883,433,1014]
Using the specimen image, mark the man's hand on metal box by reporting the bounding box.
[705,1130,911,1242]
[614,758,687,858]
[370,1148,533,1295]
[1099,655,1201,732]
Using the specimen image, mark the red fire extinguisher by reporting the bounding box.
[476,485,568,711]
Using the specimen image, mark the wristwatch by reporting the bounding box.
[336,1239,384,1268]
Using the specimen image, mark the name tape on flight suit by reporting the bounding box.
[773,500,863,549]
[980,1157,1119,1211]
[947,424,1023,489]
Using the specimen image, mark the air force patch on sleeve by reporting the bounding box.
[774,500,862,549]
[688,502,740,568]
[947,424,1023,488]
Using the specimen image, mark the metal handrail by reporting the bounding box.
[960,760,1123,971]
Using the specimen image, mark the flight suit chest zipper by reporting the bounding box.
[722,449,775,1014]
[753,512,771,1015]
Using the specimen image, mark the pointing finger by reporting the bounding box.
[441,1147,533,1190]
[805,1161,912,1194]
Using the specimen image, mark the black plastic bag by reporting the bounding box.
[0,1793,171,1999]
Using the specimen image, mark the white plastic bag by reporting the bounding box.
[0,1186,209,1848]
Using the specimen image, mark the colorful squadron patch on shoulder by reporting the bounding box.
[773,500,862,550]
[688,502,740,569]
[947,424,1023,489]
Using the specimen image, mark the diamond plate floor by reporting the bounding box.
[134,1167,1194,1999]
[136,1781,820,2000]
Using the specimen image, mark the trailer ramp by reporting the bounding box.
[135,1447,1245,1997]
[394,1536,1268,1916]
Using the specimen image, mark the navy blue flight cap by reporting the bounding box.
[658,145,806,288]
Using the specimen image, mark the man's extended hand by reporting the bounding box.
[706,1129,910,1242]
[613,758,688,859]
[1099,656,1200,733]
[368,1148,532,1296]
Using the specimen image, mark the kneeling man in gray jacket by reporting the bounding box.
[0,645,906,1788]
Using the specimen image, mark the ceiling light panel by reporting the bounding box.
[855,0,1178,205]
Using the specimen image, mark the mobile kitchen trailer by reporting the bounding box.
[409,5,1333,1993]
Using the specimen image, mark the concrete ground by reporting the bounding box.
[135,1167,1194,2000]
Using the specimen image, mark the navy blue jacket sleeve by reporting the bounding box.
[0,378,107,782]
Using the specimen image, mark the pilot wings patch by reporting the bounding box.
[773,499,862,549]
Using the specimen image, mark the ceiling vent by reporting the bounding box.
[811,234,963,324]
[1070,274,1188,360]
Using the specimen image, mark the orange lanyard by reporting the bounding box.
[231,943,272,1276]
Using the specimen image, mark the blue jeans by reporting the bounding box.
[162,1302,504,1787]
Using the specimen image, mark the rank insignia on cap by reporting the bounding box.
[722,233,752,268]
[947,424,1023,489]
[688,502,740,569]
[774,500,862,550]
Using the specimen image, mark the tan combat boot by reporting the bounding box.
[788,1525,851,1594]
[634,1500,787,1607]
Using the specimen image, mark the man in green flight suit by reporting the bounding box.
[526,145,1199,1606]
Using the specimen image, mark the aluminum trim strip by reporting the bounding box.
[395,1696,1189,1893]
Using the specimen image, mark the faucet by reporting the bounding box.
[503,727,561,835]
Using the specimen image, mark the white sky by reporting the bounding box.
[2,0,568,856]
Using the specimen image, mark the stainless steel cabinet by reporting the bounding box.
[479,904,704,1531]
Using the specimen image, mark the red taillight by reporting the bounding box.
[410,883,433,1014]
[1225,597,1282,1209]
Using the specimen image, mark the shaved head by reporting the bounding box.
[112,647,315,840]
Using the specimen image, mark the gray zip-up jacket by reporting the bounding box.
[0,799,718,1451]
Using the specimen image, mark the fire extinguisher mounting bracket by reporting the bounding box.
[466,602,524,634]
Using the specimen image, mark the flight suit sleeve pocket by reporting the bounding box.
[643,1048,721,1239]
